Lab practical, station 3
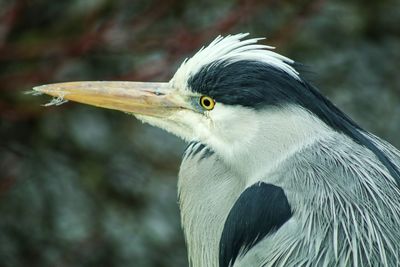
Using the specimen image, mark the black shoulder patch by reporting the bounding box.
[219,182,292,267]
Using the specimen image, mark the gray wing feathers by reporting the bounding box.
[237,133,400,267]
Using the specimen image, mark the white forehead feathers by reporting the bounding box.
[171,33,300,89]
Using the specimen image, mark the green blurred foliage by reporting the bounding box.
[0,0,399,266]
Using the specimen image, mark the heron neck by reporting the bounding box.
[212,106,334,185]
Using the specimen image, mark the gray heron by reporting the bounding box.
[34,33,400,267]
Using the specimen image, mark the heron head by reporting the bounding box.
[34,34,327,168]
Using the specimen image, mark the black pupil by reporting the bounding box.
[203,98,211,107]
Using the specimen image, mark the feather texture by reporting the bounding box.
[179,113,400,267]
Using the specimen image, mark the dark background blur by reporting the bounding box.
[0,0,399,266]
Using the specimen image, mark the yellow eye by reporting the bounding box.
[200,96,215,110]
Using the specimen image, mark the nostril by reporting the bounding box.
[144,89,165,96]
[154,89,165,96]
[155,91,163,96]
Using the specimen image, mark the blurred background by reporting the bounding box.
[1,0,399,266]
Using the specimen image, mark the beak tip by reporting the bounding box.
[33,85,49,94]
[32,86,42,92]
[33,84,64,97]
[32,84,70,107]
[24,86,44,96]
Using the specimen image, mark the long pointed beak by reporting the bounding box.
[33,81,187,117]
